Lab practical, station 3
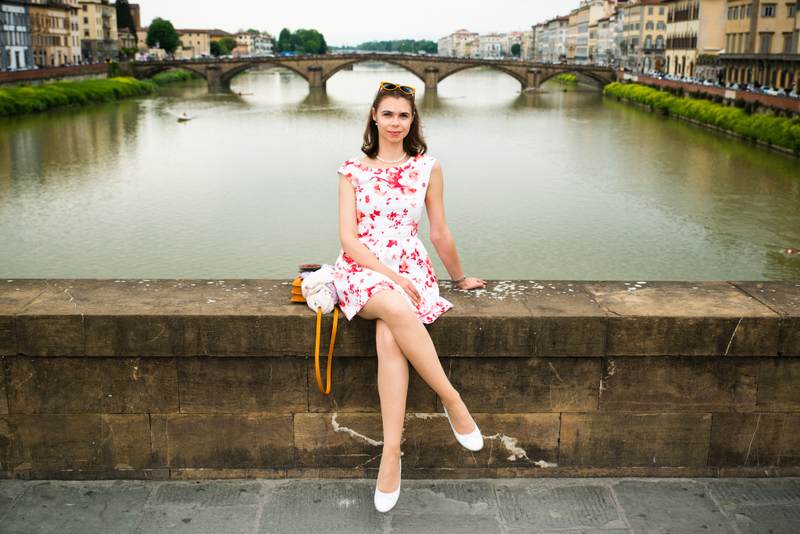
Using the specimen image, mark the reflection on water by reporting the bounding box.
[0,64,798,280]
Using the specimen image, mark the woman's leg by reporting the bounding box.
[373,318,407,492]
[358,289,476,435]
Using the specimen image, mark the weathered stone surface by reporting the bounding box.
[7,357,178,414]
[612,479,733,533]
[307,357,436,413]
[757,359,800,411]
[445,357,600,412]
[707,478,800,507]
[177,357,306,413]
[520,282,609,357]
[733,281,800,356]
[150,479,265,505]
[137,505,259,534]
[495,480,623,532]
[427,281,533,357]
[0,480,151,534]
[0,280,48,356]
[294,412,559,469]
[560,413,711,467]
[16,315,84,357]
[86,316,200,357]
[0,414,152,472]
[153,414,293,469]
[0,358,7,414]
[598,357,758,412]
[584,282,780,356]
[709,413,800,467]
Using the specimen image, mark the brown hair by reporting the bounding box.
[361,89,427,158]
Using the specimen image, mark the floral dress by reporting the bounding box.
[332,153,454,324]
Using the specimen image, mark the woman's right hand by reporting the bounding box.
[391,274,421,307]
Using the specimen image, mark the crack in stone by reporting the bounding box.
[483,433,532,462]
[744,413,761,466]
[330,413,383,447]
[724,317,744,356]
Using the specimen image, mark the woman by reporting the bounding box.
[331,81,486,513]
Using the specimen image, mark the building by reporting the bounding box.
[521,29,534,60]
[620,0,667,72]
[233,31,253,57]
[545,16,570,62]
[1,0,34,71]
[479,32,503,58]
[503,30,526,57]
[175,29,210,58]
[716,0,800,91]
[78,0,117,62]
[252,32,273,56]
[30,0,80,67]
[664,0,725,79]
[437,29,480,58]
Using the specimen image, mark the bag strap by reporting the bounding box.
[313,306,339,395]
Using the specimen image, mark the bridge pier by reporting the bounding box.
[308,66,325,90]
[206,65,228,92]
[424,67,439,91]
[523,68,542,92]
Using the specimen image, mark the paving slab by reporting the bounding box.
[612,479,734,533]
[133,504,259,533]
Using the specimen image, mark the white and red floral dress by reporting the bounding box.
[332,153,454,324]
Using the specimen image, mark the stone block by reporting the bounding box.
[585,282,779,356]
[757,359,800,411]
[0,280,48,356]
[293,412,559,469]
[445,357,600,412]
[0,414,152,472]
[428,281,533,357]
[598,357,758,412]
[85,315,200,357]
[307,357,436,413]
[16,315,84,357]
[153,414,294,469]
[0,358,7,415]
[7,357,178,414]
[709,412,800,467]
[177,357,306,413]
[560,413,711,467]
[733,282,800,356]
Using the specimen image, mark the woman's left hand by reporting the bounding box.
[456,277,486,290]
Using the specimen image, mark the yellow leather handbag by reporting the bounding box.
[291,265,340,395]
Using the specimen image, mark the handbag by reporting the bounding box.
[291,263,340,395]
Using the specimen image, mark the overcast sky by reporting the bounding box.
[133,1,575,46]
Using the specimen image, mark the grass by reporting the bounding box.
[603,82,800,153]
[554,73,577,84]
[0,69,200,117]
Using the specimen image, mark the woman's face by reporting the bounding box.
[372,96,413,144]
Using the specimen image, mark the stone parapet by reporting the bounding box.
[0,279,798,480]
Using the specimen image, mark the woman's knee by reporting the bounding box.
[362,289,416,323]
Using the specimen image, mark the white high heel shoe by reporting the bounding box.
[374,457,401,513]
[443,405,484,452]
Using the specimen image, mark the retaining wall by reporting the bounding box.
[0,279,798,480]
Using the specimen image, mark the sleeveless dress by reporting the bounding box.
[331,153,454,324]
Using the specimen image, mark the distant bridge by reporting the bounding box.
[129,53,617,92]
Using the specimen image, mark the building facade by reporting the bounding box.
[1,0,33,71]
[479,32,503,58]
[30,0,80,67]
[78,0,116,62]
[621,0,668,72]
[665,0,725,79]
[175,29,210,59]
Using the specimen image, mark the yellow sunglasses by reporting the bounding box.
[379,81,416,96]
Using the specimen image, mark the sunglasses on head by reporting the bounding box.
[379,81,416,96]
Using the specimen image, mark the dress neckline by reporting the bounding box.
[354,153,421,172]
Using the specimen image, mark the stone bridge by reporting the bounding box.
[129,53,617,92]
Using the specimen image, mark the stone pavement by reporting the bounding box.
[1,477,799,533]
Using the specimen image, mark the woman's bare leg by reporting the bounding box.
[358,289,476,435]
[373,318,407,493]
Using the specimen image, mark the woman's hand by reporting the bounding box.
[392,274,421,307]
[456,277,486,290]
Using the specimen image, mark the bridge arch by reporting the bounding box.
[321,58,426,86]
[136,64,208,81]
[221,60,310,85]
[538,69,609,88]
[438,64,527,88]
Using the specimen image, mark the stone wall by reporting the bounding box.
[0,279,798,480]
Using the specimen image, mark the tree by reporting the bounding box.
[210,40,222,57]
[219,36,237,55]
[275,28,327,54]
[276,28,292,52]
[115,0,137,41]
[511,43,521,57]
[146,18,180,54]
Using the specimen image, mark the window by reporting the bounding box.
[659,7,665,15]
[759,32,773,52]
[83,17,88,23]
[783,32,793,53]
[645,35,653,48]
[657,21,666,30]
[737,33,743,52]
[762,4,776,17]
[646,21,654,30]
[789,3,797,17]
[648,7,653,15]
[746,4,751,17]
[655,35,664,48]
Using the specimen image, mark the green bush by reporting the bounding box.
[0,76,157,116]
[604,82,800,153]
[149,69,199,85]
[554,73,577,84]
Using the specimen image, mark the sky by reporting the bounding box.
[133,1,575,46]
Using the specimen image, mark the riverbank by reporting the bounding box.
[0,70,198,117]
[604,82,800,155]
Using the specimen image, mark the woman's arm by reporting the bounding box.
[338,174,397,281]
[425,161,486,290]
